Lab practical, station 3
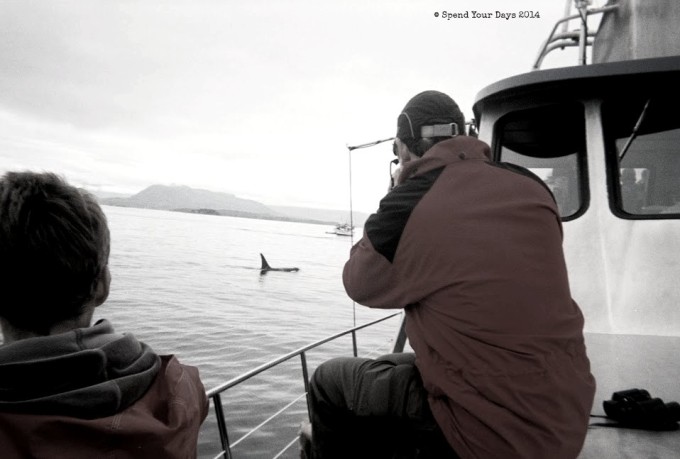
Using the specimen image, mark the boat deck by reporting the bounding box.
[579,333,680,458]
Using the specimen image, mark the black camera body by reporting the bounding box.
[603,388,680,431]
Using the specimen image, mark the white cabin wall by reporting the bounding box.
[566,101,680,336]
[480,101,680,337]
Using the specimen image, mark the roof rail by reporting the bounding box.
[533,0,619,70]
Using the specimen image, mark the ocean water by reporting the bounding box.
[93,206,402,458]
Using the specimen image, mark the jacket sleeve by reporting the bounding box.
[343,167,445,309]
[343,233,404,308]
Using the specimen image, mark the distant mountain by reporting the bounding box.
[101,184,275,215]
[97,185,363,225]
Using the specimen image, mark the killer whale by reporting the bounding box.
[260,253,299,274]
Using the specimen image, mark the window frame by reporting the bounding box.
[603,97,680,220]
[492,102,590,222]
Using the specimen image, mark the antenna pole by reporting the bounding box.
[348,148,355,248]
[345,135,394,328]
[576,0,589,65]
[347,147,356,327]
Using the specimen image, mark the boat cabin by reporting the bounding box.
[473,0,680,456]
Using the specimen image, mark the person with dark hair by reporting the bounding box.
[307,91,595,458]
[0,171,208,458]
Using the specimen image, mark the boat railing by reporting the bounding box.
[205,311,404,459]
[533,0,619,69]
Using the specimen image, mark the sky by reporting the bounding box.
[0,0,602,213]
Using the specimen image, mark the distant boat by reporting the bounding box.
[326,222,354,236]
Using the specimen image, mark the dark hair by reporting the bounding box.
[0,172,110,332]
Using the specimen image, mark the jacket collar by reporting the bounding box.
[400,136,491,180]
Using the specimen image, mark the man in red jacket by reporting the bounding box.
[308,91,595,458]
[0,171,209,458]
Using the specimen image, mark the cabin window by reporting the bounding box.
[495,103,587,220]
[603,96,680,218]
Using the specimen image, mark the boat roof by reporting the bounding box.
[472,55,680,121]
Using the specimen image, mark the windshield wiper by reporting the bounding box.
[619,99,651,162]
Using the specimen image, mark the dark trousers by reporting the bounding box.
[308,353,458,459]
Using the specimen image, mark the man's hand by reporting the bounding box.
[390,165,402,190]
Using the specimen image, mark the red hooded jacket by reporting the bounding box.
[0,320,208,458]
[344,137,595,459]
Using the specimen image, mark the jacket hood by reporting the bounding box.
[0,319,160,419]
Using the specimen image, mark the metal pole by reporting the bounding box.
[392,316,408,353]
[348,149,356,328]
[577,1,589,65]
[345,136,394,329]
[300,351,312,421]
[561,0,574,33]
[212,393,233,459]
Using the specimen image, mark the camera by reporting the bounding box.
[603,388,680,430]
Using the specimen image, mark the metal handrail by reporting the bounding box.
[533,3,619,70]
[205,312,403,459]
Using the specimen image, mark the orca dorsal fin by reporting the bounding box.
[260,253,271,270]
